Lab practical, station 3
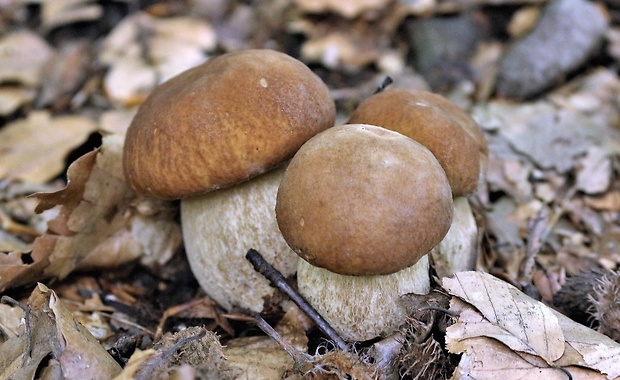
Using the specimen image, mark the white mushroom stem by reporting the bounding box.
[429,197,478,278]
[296,256,430,342]
[181,165,298,313]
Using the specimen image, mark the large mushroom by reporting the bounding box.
[123,49,335,312]
[348,88,486,276]
[276,124,453,341]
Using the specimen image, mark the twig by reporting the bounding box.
[245,249,349,351]
[2,296,32,361]
[519,207,549,285]
[254,314,315,373]
[373,76,393,94]
[134,328,207,380]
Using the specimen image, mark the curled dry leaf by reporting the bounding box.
[0,111,97,184]
[0,134,181,292]
[444,271,620,379]
[0,283,122,379]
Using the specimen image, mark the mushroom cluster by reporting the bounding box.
[276,124,454,341]
[275,89,486,341]
[123,49,335,312]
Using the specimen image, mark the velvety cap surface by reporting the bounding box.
[123,49,335,199]
[276,124,453,276]
[348,88,485,196]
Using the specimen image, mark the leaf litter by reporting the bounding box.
[1,0,620,378]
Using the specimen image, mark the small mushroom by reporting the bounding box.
[348,88,487,197]
[349,88,487,276]
[123,49,335,312]
[275,124,453,341]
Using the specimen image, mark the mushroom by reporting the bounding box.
[123,49,335,312]
[348,88,487,276]
[275,124,453,341]
[348,88,487,197]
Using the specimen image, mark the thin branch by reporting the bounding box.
[245,249,349,351]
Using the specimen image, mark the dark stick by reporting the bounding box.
[373,76,394,94]
[245,248,349,351]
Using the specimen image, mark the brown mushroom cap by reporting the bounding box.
[276,124,453,276]
[123,49,335,199]
[348,88,486,197]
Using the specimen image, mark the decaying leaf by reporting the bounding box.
[444,271,620,379]
[0,29,56,112]
[0,111,97,184]
[0,30,55,87]
[0,303,25,341]
[295,0,392,19]
[41,0,103,32]
[99,12,217,105]
[0,87,37,115]
[0,283,122,379]
[0,134,181,291]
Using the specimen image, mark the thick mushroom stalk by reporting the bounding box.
[181,166,296,312]
[297,256,430,342]
[430,197,478,278]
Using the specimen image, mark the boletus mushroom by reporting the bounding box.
[349,88,487,276]
[348,88,487,197]
[275,124,453,341]
[123,49,335,312]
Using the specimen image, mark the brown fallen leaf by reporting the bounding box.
[0,134,181,291]
[0,283,122,379]
[99,12,216,106]
[0,111,98,184]
[444,271,620,379]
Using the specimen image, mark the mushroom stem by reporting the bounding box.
[181,166,299,313]
[297,256,431,342]
[246,249,348,351]
[429,196,478,278]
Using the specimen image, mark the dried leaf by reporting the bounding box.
[224,308,309,379]
[0,87,37,115]
[585,192,620,211]
[112,349,157,380]
[0,30,55,87]
[0,284,122,379]
[37,40,93,109]
[296,0,391,18]
[576,146,612,194]
[48,284,123,378]
[41,0,103,32]
[100,13,215,105]
[0,303,25,340]
[0,111,97,183]
[444,271,620,379]
[445,272,564,362]
[99,108,137,135]
[0,135,181,291]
